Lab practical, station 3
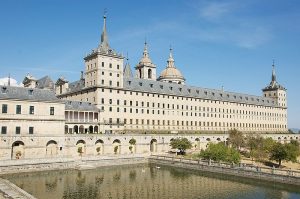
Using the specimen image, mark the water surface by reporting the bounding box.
[4,164,300,199]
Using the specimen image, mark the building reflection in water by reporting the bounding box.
[3,164,300,199]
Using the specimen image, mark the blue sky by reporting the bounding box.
[0,0,299,128]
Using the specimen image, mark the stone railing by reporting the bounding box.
[149,155,300,185]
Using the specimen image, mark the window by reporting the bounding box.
[117,65,120,69]
[50,107,54,115]
[16,105,21,114]
[29,106,34,114]
[2,104,7,113]
[1,126,7,134]
[15,126,20,134]
[102,62,104,67]
[29,127,34,134]
[109,81,112,86]
[109,63,112,68]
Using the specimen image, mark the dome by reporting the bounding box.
[159,67,185,80]
[158,48,185,84]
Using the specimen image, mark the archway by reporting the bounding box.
[129,138,136,154]
[94,126,99,134]
[74,125,78,134]
[113,139,121,154]
[194,138,200,150]
[46,140,58,156]
[76,140,86,156]
[65,125,68,134]
[95,139,104,155]
[89,125,93,134]
[11,141,25,159]
[150,139,157,153]
[148,69,152,79]
[79,125,84,134]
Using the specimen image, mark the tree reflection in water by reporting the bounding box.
[3,164,300,199]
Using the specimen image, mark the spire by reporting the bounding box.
[262,61,286,91]
[137,41,155,66]
[167,47,175,68]
[272,60,276,82]
[8,74,11,86]
[143,41,149,58]
[124,53,133,78]
[98,11,110,52]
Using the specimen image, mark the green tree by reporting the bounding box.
[270,142,287,167]
[285,140,300,163]
[228,129,244,150]
[270,141,300,167]
[170,138,192,155]
[199,143,240,164]
[129,138,136,145]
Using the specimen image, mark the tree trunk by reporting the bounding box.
[278,159,282,167]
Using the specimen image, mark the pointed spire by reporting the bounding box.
[167,47,175,68]
[272,60,276,82]
[137,40,154,66]
[8,73,11,86]
[143,40,149,58]
[98,10,110,52]
[124,54,133,78]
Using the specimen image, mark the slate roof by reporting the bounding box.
[64,100,99,112]
[0,85,60,102]
[123,78,277,107]
[68,79,85,93]
[36,76,54,90]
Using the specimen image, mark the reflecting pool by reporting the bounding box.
[4,164,300,199]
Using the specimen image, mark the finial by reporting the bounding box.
[144,37,147,45]
[126,52,129,61]
[169,45,173,58]
[8,73,11,86]
[103,8,107,18]
[272,59,275,66]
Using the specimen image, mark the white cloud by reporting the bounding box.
[198,2,235,21]
[0,77,23,87]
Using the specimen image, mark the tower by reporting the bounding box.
[135,42,156,80]
[262,62,287,108]
[158,48,185,84]
[83,14,124,89]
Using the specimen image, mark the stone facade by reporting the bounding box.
[56,15,288,134]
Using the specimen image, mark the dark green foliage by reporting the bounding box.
[170,138,192,154]
[129,138,136,145]
[270,141,300,167]
[199,143,241,164]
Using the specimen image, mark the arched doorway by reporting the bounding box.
[74,125,78,134]
[79,125,84,134]
[11,141,25,159]
[76,140,86,156]
[89,126,93,134]
[113,139,121,154]
[95,139,104,155]
[194,138,200,150]
[46,140,58,156]
[94,126,99,134]
[150,139,157,153]
[65,125,68,134]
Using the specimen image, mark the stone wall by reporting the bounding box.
[0,133,299,161]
